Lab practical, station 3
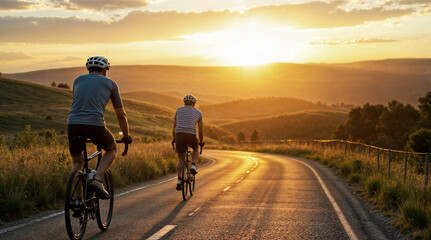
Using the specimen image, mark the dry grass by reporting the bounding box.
[0,141,177,222]
[218,142,431,239]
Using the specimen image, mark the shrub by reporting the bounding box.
[0,190,26,220]
[352,159,363,172]
[12,125,38,148]
[0,135,5,148]
[57,83,70,89]
[338,162,352,177]
[365,176,383,196]
[348,174,362,184]
[43,129,57,145]
[400,200,428,229]
[379,181,409,208]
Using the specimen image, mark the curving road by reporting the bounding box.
[0,150,406,240]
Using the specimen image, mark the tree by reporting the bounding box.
[237,131,246,142]
[407,128,431,153]
[378,100,420,148]
[333,103,386,143]
[250,130,260,142]
[419,92,431,118]
[51,82,56,87]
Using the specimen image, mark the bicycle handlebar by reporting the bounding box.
[116,139,130,156]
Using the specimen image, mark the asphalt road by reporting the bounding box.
[0,150,407,240]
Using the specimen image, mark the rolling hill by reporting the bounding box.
[199,97,344,124]
[221,111,348,141]
[0,76,174,139]
[4,59,431,105]
[0,77,237,142]
[123,90,214,109]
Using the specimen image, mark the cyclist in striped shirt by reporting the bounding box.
[172,94,205,190]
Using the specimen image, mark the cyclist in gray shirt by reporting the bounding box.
[68,56,131,199]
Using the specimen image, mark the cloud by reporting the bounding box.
[310,38,398,46]
[0,0,35,10]
[50,0,154,10]
[397,0,431,4]
[0,1,415,44]
[0,51,33,61]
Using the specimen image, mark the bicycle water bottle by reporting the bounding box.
[89,169,97,180]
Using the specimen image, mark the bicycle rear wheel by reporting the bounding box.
[96,169,114,231]
[181,161,188,201]
[65,170,88,240]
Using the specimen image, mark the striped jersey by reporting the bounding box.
[174,106,203,135]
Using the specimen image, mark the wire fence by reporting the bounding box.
[238,139,430,186]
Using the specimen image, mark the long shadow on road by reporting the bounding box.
[140,199,189,239]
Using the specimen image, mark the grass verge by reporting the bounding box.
[215,142,431,239]
[0,140,183,223]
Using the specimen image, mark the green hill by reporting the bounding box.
[0,77,174,139]
[5,59,431,105]
[221,111,348,141]
[0,77,235,142]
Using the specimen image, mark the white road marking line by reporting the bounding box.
[235,179,242,183]
[246,170,250,174]
[0,158,217,235]
[188,207,201,216]
[223,186,231,192]
[0,211,64,235]
[147,225,177,240]
[116,177,176,197]
[289,158,359,240]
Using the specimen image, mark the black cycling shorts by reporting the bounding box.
[175,132,198,154]
[68,124,115,157]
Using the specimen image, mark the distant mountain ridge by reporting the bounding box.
[4,59,431,105]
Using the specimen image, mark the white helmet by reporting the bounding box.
[86,56,110,70]
[183,94,196,103]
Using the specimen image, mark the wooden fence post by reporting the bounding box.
[377,148,380,171]
[426,153,429,186]
[404,152,408,183]
[388,150,391,175]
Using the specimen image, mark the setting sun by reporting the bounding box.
[214,27,286,66]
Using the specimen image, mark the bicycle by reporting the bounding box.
[64,137,130,240]
[172,141,203,201]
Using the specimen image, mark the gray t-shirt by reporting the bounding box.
[67,73,123,126]
[174,106,203,135]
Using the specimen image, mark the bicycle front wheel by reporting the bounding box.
[96,169,114,231]
[181,161,188,201]
[65,170,88,240]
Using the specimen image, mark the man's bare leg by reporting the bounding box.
[72,154,84,199]
[177,152,185,178]
[191,148,199,164]
[94,148,116,181]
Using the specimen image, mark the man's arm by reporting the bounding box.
[172,118,177,141]
[198,121,204,143]
[115,107,129,138]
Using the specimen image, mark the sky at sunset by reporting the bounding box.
[1,0,431,73]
